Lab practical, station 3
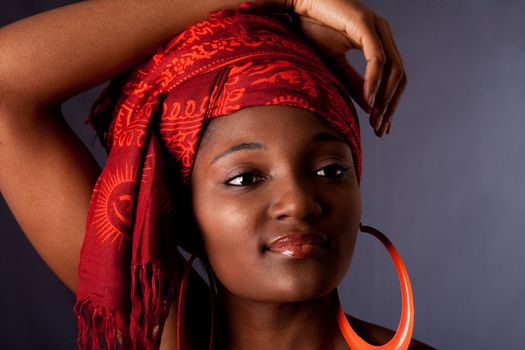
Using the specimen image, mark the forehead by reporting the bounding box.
[198,105,347,151]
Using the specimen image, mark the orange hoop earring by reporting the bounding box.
[334,223,415,350]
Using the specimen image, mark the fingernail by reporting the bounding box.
[374,111,383,130]
[370,110,377,130]
[370,109,376,129]
[369,91,376,108]
[386,122,392,134]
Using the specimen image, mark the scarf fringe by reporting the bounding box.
[75,261,175,350]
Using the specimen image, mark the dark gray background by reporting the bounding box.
[1,1,524,349]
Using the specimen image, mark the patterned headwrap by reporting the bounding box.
[75,2,362,349]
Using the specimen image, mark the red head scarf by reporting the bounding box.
[75,2,362,349]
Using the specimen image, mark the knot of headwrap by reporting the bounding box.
[75,2,362,349]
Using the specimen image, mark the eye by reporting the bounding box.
[226,172,265,186]
[315,164,351,178]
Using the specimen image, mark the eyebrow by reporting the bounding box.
[210,142,264,165]
[209,132,349,165]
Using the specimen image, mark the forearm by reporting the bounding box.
[0,0,284,110]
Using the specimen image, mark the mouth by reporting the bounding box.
[264,233,329,259]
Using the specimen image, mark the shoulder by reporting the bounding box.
[347,315,436,350]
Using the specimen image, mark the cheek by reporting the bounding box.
[192,192,263,288]
[321,184,361,280]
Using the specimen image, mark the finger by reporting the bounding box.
[379,74,407,136]
[374,121,389,138]
[376,40,406,136]
[338,9,387,108]
[379,17,405,79]
[328,55,369,113]
[357,21,386,109]
[369,19,405,134]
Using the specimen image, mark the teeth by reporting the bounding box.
[282,249,294,257]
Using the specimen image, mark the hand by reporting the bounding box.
[288,0,407,137]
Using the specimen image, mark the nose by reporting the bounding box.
[269,175,322,221]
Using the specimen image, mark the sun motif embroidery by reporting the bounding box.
[91,162,137,245]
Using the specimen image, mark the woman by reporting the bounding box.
[0,0,424,349]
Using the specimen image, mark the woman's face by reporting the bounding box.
[190,105,361,303]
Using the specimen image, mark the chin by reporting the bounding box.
[224,262,349,304]
[276,271,345,303]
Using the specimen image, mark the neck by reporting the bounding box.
[216,289,347,350]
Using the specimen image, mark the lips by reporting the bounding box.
[266,233,328,258]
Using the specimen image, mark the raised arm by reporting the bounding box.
[0,0,283,293]
[0,0,285,106]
